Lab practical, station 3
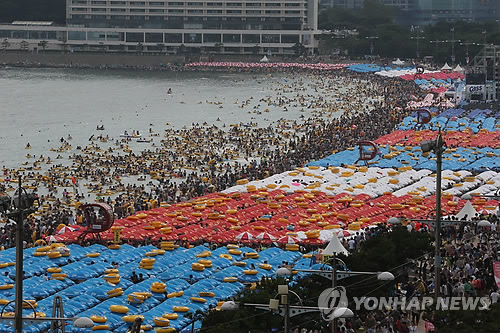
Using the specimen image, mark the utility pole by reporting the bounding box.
[410,26,425,59]
[434,132,444,302]
[447,28,461,66]
[365,36,378,57]
[460,42,476,64]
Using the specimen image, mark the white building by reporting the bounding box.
[0,0,319,55]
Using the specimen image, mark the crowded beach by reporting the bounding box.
[0,62,498,333]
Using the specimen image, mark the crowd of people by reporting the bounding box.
[0,68,424,249]
[332,212,500,333]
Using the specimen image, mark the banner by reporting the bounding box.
[494,262,500,289]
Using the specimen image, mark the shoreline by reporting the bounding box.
[0,51,361,71]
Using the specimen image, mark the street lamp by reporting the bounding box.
[420,133,445,302]
[286,265,394,333]
[460,42,476,64]
[410,27,425,59]
[221,283,329,333]
[73,317,94,328]
[365,36,378,57]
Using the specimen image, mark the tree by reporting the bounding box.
[214,42,224,54]
[423,303,500,333]
[292,42,307,57]
[251,44,260,55]
[177,43,186,55]
[1,39,10,51]
[19,40,29,51]
[136,42,143,53]
[156,43,166,54]
[38,40,48,52]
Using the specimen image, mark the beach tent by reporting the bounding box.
[441,63,452,72]
[260,55,269,63]
[392,58,405,65]
[322,233,349,256]
[455,200,477,221]
[454,64,464,72]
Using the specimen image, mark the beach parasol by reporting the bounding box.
[234,231,254,242]
[57,226,78,235]
[255,232,277,243]
[277,235,300,245]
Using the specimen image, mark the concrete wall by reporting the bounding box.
[0,51,186,67]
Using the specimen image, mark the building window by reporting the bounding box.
[285,10,300,14]
[106,32,124,40]
[68,31,87,40]
[91,0,106,4]
[150,1,164,5]
[126,32,144,42]
[168,2,184,5]
[91,8,107,12]
[265,10,280,14]
[145,32,163,42]
[72,0,87,4]
[165,33,182,42]
[281,34,299,43]
[265,3,281,6]
[88,31,106,40]
[130,1,146,5]
[246,3,261,6]
[285,3,300,6]
[246,10,260,13]
[72,7,88,11]
[203,33,221,42]
[227,2,242,6]
[188,2,203,5]
[188,9,203,13]
[149,8,164,12]
[184,33,201,43]
[242,34,259,43]
[111,8,126,11]
[207,2,222,6]
[110,1,126,4]
[168,9,184,13]
[227,10,242,13]
[223,33,241,43]
[130,8,146,12]
[207,9,222,13]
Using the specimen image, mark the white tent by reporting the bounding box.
[260,55,269,63]
[454,64,464,72]
[455,200,477,221]
[392,58,405,65]
[322,233,349,256]
[441,63,452,71]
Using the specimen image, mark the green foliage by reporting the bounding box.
[318,1,498,62]
[340,227,432,298]
[292,42,307,57]
[423,303,500,333]
[202,229,433,331]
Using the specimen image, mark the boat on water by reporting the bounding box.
[137,138,152,143]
